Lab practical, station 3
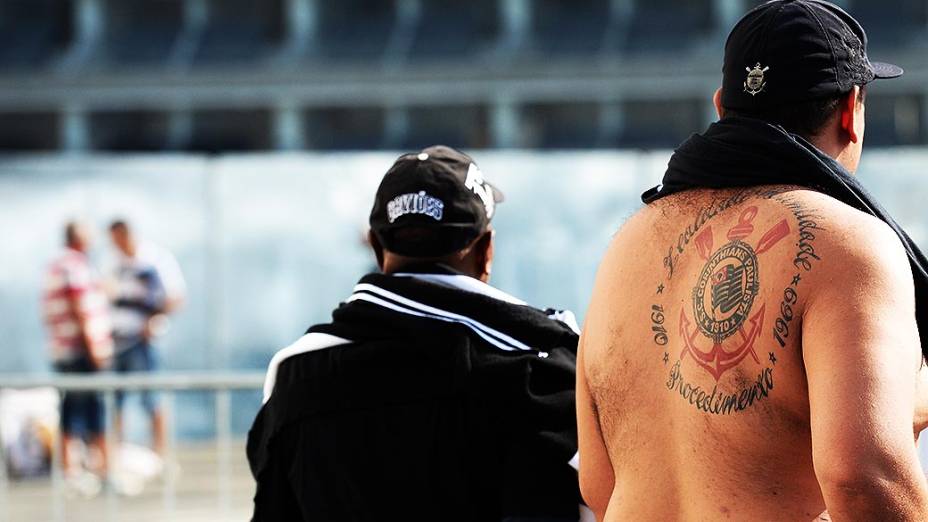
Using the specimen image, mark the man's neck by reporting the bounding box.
[808,133,856,174]
[382,257,479,280]
[385,261,471,277]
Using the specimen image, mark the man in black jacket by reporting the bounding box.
[248,145,586,521]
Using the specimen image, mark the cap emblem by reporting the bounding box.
[386,191,445,224]
[744,63,770,96]
[464,163,495,219]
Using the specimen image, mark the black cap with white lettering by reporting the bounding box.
[722,0,903,111]
[369,145,505,258]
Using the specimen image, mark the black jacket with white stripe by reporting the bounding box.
[247,265,582,522]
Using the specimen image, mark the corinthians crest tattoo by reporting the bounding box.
[744,63,770,96]
[680,207,790,381]
[654,193,813,416]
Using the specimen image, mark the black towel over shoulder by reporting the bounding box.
[643,116,928,360]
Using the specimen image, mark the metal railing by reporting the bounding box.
[0,371,265,522]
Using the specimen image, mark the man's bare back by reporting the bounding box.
[578,187,927,521]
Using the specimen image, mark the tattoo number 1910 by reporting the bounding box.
[652,304,668,346]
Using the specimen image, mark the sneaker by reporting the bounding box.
[105,473,145,497]
[65,470,102,498]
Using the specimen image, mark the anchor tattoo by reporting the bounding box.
[679,207,790,381]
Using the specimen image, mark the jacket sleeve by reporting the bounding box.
[248,405,303,521]
[501,348,582,520]
[250,422,303,521]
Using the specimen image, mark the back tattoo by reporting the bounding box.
[650,191,824,415]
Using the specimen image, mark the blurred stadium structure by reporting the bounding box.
[3,1,928,520]
[1,0,927,152]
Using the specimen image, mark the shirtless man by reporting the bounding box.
[578,2,928,520]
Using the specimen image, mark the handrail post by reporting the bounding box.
[162,390,177,515]
[216,388,231,515]
[51,390,65,522]
[102,389,118,519]
[0,403,9,522]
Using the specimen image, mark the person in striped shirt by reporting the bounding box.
[42,221,112,481]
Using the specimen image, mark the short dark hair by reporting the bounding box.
[378,226,489,268]
[64,221,80,246]
[724,87,865,140]
[380,226,483,260]
[109,219,129,233]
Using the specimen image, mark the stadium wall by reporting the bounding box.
[1,150,926,435]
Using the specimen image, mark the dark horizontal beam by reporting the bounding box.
[1,51,925,112]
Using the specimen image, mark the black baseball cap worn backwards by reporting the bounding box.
[722,0,903,111]
[370,145,504,258]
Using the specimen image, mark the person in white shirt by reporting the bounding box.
[107,220,186,455]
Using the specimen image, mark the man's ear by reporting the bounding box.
[474,229,494,283]
[713,87,724,120]
[369,230,385,271]
[840,86,861,144]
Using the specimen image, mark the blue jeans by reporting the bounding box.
[114,339,159,414]
[55,355,104,437]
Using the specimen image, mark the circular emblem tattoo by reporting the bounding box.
[692,240,759,342]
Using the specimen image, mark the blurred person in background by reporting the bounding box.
[578,1,928,520]
[108,220,186,456]
[42,221,112,491]
[249,146,588,521]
